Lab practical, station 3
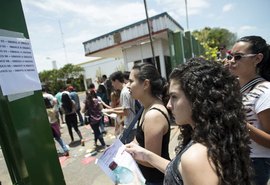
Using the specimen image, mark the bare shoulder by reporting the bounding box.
[145,104,169,120]
[181,143,208,166]
[143,104,169,135]
[180,143,219,185]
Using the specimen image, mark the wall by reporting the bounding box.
[80,58,124,89]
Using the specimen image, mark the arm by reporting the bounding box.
[248,109,270,148]
[125,142,170,173]
[101,101,112,109]
[103,107,125,116]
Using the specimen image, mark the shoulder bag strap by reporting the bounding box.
[119,106,144,144]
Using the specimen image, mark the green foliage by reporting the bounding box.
[192,27,237,60]
[39,64,84,94]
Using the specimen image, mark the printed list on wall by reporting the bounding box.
[0,36,41,96]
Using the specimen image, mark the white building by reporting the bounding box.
[80,12,185,88]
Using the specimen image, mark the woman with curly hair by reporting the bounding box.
[126,58,253,185]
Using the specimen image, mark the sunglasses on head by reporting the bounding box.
[226,53,257,61]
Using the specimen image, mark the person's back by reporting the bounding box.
[86,98,102,123]
[61,93,84,145]
[84,90,106,149]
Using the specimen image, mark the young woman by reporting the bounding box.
[44,97,69,156]
[128,63,171,185]
[83,90,106,149]
[226,36,270,185]
[126,58,253,185]
[61,93,84,146]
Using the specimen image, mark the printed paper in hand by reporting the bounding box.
[96,139,145,185]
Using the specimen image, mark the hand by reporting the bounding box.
[125,142,149,162]
[102,109,111,113]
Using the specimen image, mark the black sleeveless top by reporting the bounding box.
[164,140,194,185]
[136,107,171,183]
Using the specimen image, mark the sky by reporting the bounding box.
[20,0,270,72]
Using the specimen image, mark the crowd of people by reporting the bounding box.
[42,35,269,185]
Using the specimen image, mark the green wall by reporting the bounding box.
[0,1,66,184]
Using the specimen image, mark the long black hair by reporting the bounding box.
[237,35,270,81]
[170,58,253,185]
[61,93,73,113]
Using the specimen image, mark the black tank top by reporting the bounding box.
[136,107,171,183]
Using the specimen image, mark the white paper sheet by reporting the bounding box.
[96,139,145,184]
[0,36,41,96]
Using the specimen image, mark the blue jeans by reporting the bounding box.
[252,158,270,185]
[55,137,69,152]
[90,121,106,146]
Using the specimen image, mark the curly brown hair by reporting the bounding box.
[170,58,254,185]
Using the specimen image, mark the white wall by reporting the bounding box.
[122,38,168,78]
[80,58,124,89]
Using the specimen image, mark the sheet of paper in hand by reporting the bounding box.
[96,139,145,185]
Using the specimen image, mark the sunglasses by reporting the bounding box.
[226,53,257,61]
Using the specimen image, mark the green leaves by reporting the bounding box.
[192,27,237,61]
[39,64,84,94]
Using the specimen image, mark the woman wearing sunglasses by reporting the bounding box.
[227,36,270,185]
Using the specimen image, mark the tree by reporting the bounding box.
[58,64,84,80]
[39,64,84,94]
[192,27,237,60]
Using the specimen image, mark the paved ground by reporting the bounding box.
[2,122,270,185]
[0,122,180,185]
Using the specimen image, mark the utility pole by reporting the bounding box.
[143,0,157,67]
[184,0,194,57]
[185,0,189,30]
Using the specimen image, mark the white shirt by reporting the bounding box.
[243,81,270,158]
